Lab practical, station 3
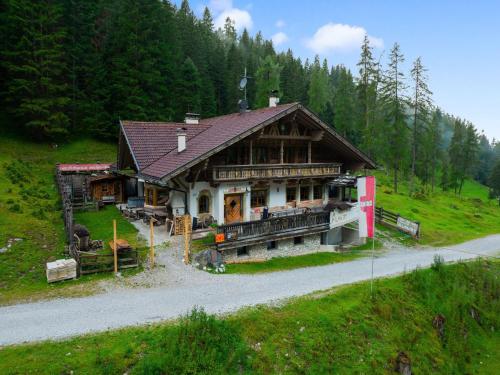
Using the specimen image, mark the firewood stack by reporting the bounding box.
[46,259,77,283]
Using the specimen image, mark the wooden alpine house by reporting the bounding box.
[116,96,376,261]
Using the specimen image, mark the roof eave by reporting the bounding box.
[153,103,301,181]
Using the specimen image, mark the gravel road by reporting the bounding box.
[0,234,499,346]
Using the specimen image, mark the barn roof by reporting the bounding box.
[57,163,112,173]
[119,103,376,181]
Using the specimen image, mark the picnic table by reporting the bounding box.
[109,239,132,252]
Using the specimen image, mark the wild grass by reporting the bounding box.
[374,171,500,245]
[0,260,497,374]
[0,133,118,304]
[224,240,383,274]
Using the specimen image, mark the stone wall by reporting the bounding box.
[222,233,331,262]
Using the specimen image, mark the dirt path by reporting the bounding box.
[0,234,499,346]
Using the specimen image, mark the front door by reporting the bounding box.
[224,194,243,223]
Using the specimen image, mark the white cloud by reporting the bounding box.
[272,31,289,46]
[210,0,253,32]
[305,23,383,53]
[214,8,253,31]
[209,0,232,12]
[275,19,285,28]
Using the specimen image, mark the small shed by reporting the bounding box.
[89,174,125,204]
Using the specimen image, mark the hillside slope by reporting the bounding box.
[374,172,500,245]
[0,134,117,302]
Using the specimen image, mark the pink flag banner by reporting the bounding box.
[358,176,376,238]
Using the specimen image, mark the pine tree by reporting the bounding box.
[356,35,379,157]
[409,57,433,193]
[255,56,282,108]
[175,57,202,118]
[2,0,70,139]
[379,43,409,193]
[425,110,442,191]
[307,55,329,117]
[332,66,357,142]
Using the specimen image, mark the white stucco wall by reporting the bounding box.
[189,182,217,219]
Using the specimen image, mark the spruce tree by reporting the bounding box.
[307,55,329,117]
[255,56,282,108]
[2,0,70,139]
[409,57,433,193]
[356,35,379,157]
[379,43,409,193]
[175,57,202,118]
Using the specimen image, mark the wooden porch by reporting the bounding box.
[213,163,341,182]
[216,209,330,249]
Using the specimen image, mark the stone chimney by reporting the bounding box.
[269,90,280,107]
[184,113,200,124]
[177,128,187,152]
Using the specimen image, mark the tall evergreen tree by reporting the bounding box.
[409,57,433,193]
[356,35,379,157]
[332,66,357,142]
[255,56,282,108]
[379,43,409,192]
[175,57,202,118]
[2,0,70,139]
[307,55,329,117]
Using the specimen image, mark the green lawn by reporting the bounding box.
[0,133,123,305]
[0,260,497,374]
[224,240,383,274]
[74,206,143,251]
[374,171,500,245]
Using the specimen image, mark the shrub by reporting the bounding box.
[8,203,22,213]
[431,254,444,271]
[132,308,248,374]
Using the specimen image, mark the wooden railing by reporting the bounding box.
[217,210,330,244]
[213,163,341,181]
[375,207,420,238]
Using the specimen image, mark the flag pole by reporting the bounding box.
[370,177,376,298]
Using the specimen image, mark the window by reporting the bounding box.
[199,195,210,214]
[294,236,304,245]
[313,185,322,200]
[251,189,267,208]
[286,187,296,203]
[267,241,277,250]
[237,247,248,257]
[300,186,310,201]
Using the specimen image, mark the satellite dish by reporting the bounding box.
[239,77,247,90]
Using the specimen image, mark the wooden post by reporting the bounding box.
[280,140,284,164]
[113,219,118,273]
[307,141,312,163]
[249,140,253,165]
[183,215,190,264]
[149,218,155,268]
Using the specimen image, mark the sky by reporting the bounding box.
[178,0,500,141]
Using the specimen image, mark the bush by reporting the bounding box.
[8,203,22,213]
[132,308,248,374]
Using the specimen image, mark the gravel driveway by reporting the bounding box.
[0,234,499,346]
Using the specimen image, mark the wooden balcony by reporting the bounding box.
[216,210,330,250]
[213,163,341,182]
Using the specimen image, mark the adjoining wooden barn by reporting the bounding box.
[56,163,125,207]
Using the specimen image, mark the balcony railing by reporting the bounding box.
[216,210,330,248]
[213,163,341,182]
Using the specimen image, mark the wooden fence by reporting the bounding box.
[375,207,420,238]
[55,166,74,247]
[69,246,139,275]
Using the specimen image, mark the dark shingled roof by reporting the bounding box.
[120,102,375,181]
[120,103,298,179]
[120,121,211,170]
